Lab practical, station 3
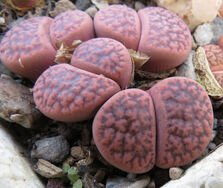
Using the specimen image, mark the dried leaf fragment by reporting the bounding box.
[128,49,150,69]
[55,40,82,64]
[193,47,223,98]
[34,159,64,178]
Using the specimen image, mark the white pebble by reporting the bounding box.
[169,167,184,180]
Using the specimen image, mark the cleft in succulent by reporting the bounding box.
[55,40,82,64]
[193,47,223,98]
[128,49,150,69]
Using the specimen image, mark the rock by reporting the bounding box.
[154,0,222,31]
[211,16,223,44]
[0,122,44,188]
[193,23,214,46]
[70,146,86,161]
[0,75,42,128]
[49,0,76,17]
[85,5,98,17]
[208,142,217,150]
[161,145,223,188]
[31,135,69,163]
[169,167,184,180]
[176,50,196,80]
[75,0,91,10]
[34,159,64,178]
[134,1,145,11]
[106,176,150,188]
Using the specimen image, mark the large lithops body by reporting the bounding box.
[148,77,213,168]
[33,64,120,122]
[71,38,133,89]
[50,10,94,48]
[93,77,213,173]
[138,7,192,72]
[0,17,56,80]
[94,5,141,50]
[93,89,156,173]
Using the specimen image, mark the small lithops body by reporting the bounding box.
[203,45,223,87]
[148,77,213,168]
[93,89,156,173]
[71,38,133,89]
[94,5,141,50]
[0,17,56,80]
[50,10,94,48]
[218,34,223,48]
[33,64,120,122]
[138,7,192,72]
[6,0,44,10]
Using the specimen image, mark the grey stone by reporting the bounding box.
[31,135,69,163]
[193,23,213,46]
[211,16,223,44]
[0,122,44,188]
[75,0,91,10]
[0,75,42,128]
[106,176,150,188]
[176,50,196,80]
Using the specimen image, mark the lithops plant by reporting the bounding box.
[94,5,141,50]
[0,17,56,81]
[33,64,120,122]
[94,5,192,72]
[148,77,213,168]
[203,44,223,87]
[93,77,213,173]
[5,0,44,11]
[93,88,156,173]
[50,10,94,48]
[138,7,192,72]
[71,38,133,89]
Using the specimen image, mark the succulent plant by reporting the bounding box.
[138,7,192,72]
[94,5,141,51]
[94,5,192,72]
[93,77,213,173]
[6,0,44,11]
[0,10,94,80]
[0,17,56,81]
[203,44,223,87]
[33,64,120,122]
[50,10,94,48]
[71,38,133,89]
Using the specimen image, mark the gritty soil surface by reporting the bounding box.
[0,0,223,188]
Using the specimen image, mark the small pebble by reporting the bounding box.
[208,142,217,150]
[169,167,184,180]
[176,50,196,80]
[75,0,91,10]
[63,156,75,166]
[49,0,76,17]
[193,23,213,46]
[0,17,5,25]
[211,130,217,141]
[70,146,86,161]
[31,135,69,163]
[214,118,218,129]
[106,176,150,188]
[85,5,98,17]
[134,1,145,11]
